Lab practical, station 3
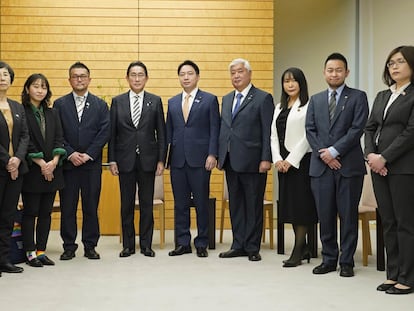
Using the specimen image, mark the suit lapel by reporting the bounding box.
[384,85,414,121]
[26,107,46,150]
[232,87,255,120]
[186,91,203,123]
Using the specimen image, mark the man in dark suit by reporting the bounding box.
[54,62,110,261]
[166,60,220,258]
[305,53,369,277]
[108,61,166,258]
[217,58,274,262]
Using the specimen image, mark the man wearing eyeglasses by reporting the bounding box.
[108,61,166,258]
[54,62,110,261]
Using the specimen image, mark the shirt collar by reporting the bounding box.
[237,83,252,98]
[73,92,88,101]
[182,88,198,99]
[130,90,145,101]
[390,82,411,95]
[328,84,345,98]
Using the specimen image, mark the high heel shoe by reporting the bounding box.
[302,250,311,263]
[283,258,302,267]
[282,249,312,266]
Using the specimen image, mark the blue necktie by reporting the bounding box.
[232,93,243,119]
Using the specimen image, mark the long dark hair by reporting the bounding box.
[383,45,414,86]
[21,73,52,109]
[280,67,309,109]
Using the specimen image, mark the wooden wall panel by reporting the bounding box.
[0,0,274,232]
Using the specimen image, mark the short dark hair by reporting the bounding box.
[127,61,148,77]
[280,67,309,109]
[177,60,200,75]
[325,53,348,70]
[383,45,414,86]
[69,61,90,76]
[0,61,15,84]
[21,73,52,109]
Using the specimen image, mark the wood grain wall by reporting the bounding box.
[0,0,274,230]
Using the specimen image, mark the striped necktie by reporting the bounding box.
[75,96,85,121]
[329,90,337,121]
[132,95,141,128]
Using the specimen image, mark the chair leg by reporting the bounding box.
[159,205,165,249]
[262,209,266,243]
[219,204,226,243]
[361,215,370,266]
[269,206,274,249]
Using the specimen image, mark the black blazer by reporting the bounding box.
[0,99,29,177]
[54,92,110,170]
[218,85,274,172]
[365,84,414,174]
[22,105,65,192]
[108,91,166,173]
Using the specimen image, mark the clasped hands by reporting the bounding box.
[319,148,342,170]
[70,151,91,167]
[275,160,291,173]
[40,160,57,181]
[7,156,21,180]
[366,153,387,176]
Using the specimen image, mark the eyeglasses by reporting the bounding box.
[70,74,89,80]
[129,73,146,79]
[387,58,407,68]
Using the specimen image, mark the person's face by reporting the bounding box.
[283,73,300,99]
[127,66,148,94]
[69,68,91,94]
[230,63,252,92]
[387,52,412,85]
[0,67,12,92]
[323,59,349,89]
[27,79,48,107]
[178,65,199,93]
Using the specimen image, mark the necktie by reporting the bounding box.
[182,94,191,122]
[232,93,243,119]
[36,110,46,139]
[329,90,337,121]
[75,96,85,121]
[132,95,141,128]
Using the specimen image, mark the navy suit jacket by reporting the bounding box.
[306,85,369,177]
[0,99,29,176]
[218,85,274,172]
[166,89,220,168]
[54,92,110,170]
[108,90,166,173]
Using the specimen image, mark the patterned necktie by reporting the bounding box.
[182,94,191,122]
[132,95,141,128]
[75,96,85,121]
[329,90,337,121]
[232,93,243,119]
[36,110,46,139]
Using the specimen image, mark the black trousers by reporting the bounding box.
[21,191,56,252]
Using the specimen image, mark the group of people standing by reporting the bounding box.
[0,46,413,295]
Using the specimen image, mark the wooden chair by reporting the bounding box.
[219,175,274,249]
[358,167,378,266]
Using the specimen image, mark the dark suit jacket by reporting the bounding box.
[53,92,110,170]
[218,85,274,172]
[365,84,414,174]
[22,105,65,192]
[166,89,220,168]
[306,85,369,177]
[108,91,166,173]
[0,99,29,176]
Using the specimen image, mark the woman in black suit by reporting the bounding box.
[21,73,66,267]
[365,46,414,295]
[0,61,29,274]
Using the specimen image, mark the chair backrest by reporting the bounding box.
[359,167,377,212]
[223,174,229,201]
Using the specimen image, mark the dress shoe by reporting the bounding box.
[26,258,43,268]
[377,282,397,291]
[168,245,192,256]
[38,256,55,266]
[248,253,262,262]
[140,247,155,257]
[0,262,24,273]
[84,248,100,260]
[283,259,302,267]
[219,249,247,258]
[196,247,208,258]
[339,265,354,277]
[312,263,337,275]
[60,250,75,260]
[386,285,414,295]
[119,248,135,257]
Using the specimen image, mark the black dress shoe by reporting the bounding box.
[60,250,76,260]
[119,248,135,257]
[141,247,155,257]
[377,282,397,291]
[248,253,262,261]
[84,248,100,260]
[0,262,24,273]
[38,256,55,266]
[219,249,247,258]
[168,245,192,256]
[386,286,414,295]
[312,263,337,274]
[26,258,43,268]
[196,247,208,258]
[339,265,354,277]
